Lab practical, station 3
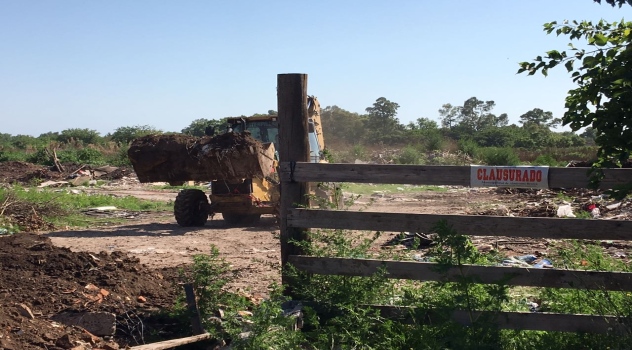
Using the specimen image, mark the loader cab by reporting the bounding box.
[228,117,279,145]
[228,116,323,163]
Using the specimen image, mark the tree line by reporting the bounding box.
[0,96,593,154]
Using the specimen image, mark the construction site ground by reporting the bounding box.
[1,161,631,349]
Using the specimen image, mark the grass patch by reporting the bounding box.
[0,186,172,231]
[343,183,449,196]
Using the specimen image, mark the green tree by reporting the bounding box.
[181,118,228,137]
[439,103,460,129]
[108,125,161,144]
[407,117,439,131]
[459,97,508,132]
[518,18,632,166]
[11,135,41,149]
[406,117,444,151]
[364,97,404,143]
[57,128,102,145]
[518,108,562,128]
[440,98,508,140]
[580,126,597,145]
[0,133,11,147]
[37,132,60,142]
[474,126,518,148]
[320,105,366,144]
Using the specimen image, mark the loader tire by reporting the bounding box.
[174,189,209,227]
[222,213,261,226]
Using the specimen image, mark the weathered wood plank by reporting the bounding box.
[279,162,632,189]
[372,306,627,333]
[277,74,310,292]
[129,333,211,350]
[288,209,632,240]
[288,256,632,291]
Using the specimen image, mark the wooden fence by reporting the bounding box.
[276,73,632,334]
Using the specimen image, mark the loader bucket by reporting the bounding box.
[128,132,276,183]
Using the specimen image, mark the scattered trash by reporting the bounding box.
[606,202,622,210]
[0,228,9,235]
[412,254,433,262]
[88,206,118,211]
[501,255,553,268]
[584,203,601,218]
[526,301,539,312]
[557,204,576,218]
[37,180,70,188]
[614,252,627,259]
[533,259,553,268]
[385,232,435,249]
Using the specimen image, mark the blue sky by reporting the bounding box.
[1,0,630,136]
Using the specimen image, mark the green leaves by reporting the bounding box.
[592,32,609,46]
[519,19,632,170]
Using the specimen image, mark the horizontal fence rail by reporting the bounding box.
[288,256,632,291]
[371,306,627,333]
[288,209,632,240]
[280,162,632,189]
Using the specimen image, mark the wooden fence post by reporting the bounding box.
[277,73,310,291]
[183,283,205,335]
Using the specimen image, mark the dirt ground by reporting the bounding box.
[1,161,632,349]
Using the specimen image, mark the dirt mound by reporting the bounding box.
[0,161,67,185]
[0,233,182,349]
[128,132,276,183]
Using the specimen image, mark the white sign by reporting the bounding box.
[470,165,549,189]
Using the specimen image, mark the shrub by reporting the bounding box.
[458,139,480,158]
[0,150,27,162]
[478,147,520,166]
[424,131,445,151]
[25,148,54,166]
[532,154,562,166]
[396,146,423,165]
[105,145,132,166]
[76,148,105,165]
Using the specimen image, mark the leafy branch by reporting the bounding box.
[518,19,632,172]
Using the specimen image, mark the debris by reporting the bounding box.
[556,204,576,218]
[606,202,622,210]
[87,206,118,212]
[38,180,70,188]
[16,303,35,319]
[526,301,539,312]
[137,296,146,303]
[533,259,554,268]
[502,255,553,268]
[85,283,100,291]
